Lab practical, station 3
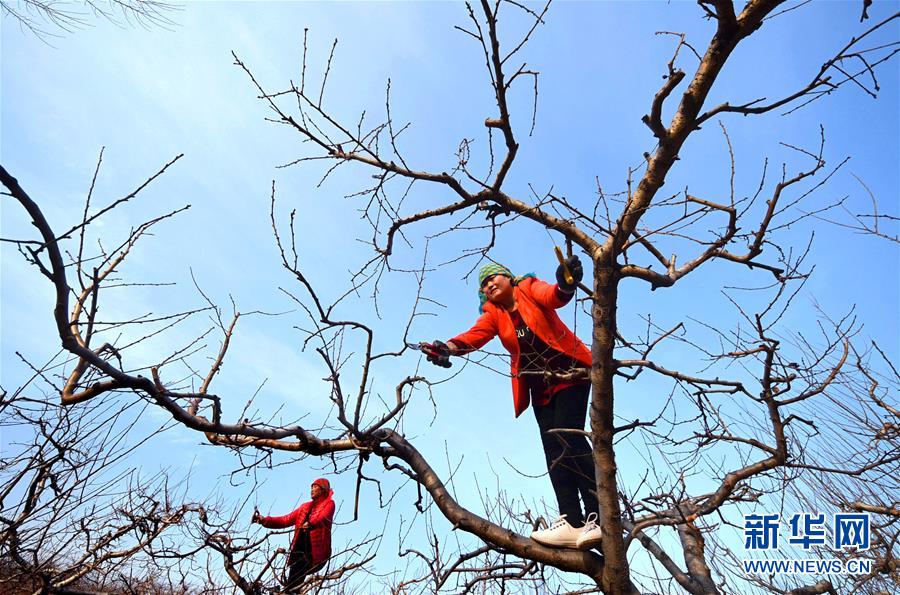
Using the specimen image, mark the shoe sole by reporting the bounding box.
[530,536,579,549]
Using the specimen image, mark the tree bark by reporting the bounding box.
[590,243,636,594]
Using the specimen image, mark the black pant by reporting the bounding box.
[284,533,324,593]
[532,383,599,527]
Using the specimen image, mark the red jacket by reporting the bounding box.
[259,492,335,566]
[450,277,592,417]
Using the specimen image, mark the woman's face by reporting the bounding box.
[482,274,514,306]
[310,483,324,499]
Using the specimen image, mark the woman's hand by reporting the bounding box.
[423,340,453,368]
[556,255,583,292]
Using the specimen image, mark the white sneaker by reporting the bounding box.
[576,512,603,549]
[530,515,581,548]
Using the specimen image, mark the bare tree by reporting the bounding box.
[2,1,898,594]
[0,0,178,39]
[0,368,204,593]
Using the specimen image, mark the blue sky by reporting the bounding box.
[2,1,898,590]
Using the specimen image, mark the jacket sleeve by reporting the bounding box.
[308,499,335,528]
[449,311,498,352]
[526,277,572,310]
[258,505,301,529]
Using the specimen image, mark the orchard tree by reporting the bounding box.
[0,375,204,593]
[0,0,177,39]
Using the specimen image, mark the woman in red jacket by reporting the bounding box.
[253,478,335,591]
[423,257,602,550]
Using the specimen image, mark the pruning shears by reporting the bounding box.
[554,245,575,286]
[406,341,453,368]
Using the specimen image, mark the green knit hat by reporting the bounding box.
[477,263,534,312]
[478,263,513,287]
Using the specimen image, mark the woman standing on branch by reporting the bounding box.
[422,257,603,550]
[252,478,336,591]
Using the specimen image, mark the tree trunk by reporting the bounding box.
[591,243,635,594]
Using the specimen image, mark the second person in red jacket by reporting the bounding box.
[253,477,336,591]
[423,257,602,550]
